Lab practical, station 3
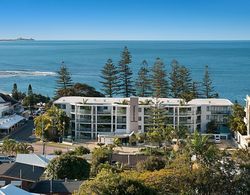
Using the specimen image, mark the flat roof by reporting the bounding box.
[188,98,233,106]
[54,96,183,105]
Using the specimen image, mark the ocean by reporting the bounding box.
[0,40,249,103]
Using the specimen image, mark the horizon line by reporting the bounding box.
[19,39,250,41]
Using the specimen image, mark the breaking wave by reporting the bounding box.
[0,70,56,78]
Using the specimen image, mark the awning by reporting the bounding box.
[0,114,25,129]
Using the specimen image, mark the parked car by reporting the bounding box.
[214,135,221,144]
[0,156,14,163]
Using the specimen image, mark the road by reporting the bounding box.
[8,120,34,142]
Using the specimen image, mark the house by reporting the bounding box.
[54,96,233,142]
[0,162,45,190]
[0,154,57,191]
[0,93,25,135]
[0,184,37,195]
[30,180,83,195]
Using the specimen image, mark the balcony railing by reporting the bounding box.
[78,110,91,114]
[116,109,126,115]
[97,119,112,123]
[77,119,92,123]
[179,120,193,124]
[179,111,194,115]
[78,128,92,131]
[97,128,112,132]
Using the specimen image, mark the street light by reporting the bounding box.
[62,121,65,143]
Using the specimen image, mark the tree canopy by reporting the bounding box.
[46,154,90,180]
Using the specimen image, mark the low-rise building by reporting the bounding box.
[0,93,25,135]
[54,96,233,141]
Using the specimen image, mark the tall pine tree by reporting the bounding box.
[55,61,73,98]
[27,84,34,110]
[178,65,193,101]
[12,83,19,101]
[152,58,168,98]
[169,59,193,100]
[117,46,134,97]
[202,65,217,98]
[169,59,181,98]
[136,60,152,97]
[100,59,118,97]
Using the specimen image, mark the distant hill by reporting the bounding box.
[0,37,35,41]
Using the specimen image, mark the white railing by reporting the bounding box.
[234,131,249,148]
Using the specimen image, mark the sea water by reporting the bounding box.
[0,40,249,102]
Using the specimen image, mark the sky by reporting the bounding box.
[0,0,250,40]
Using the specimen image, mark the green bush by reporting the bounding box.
[74,146,90,155]
[53,149,63,155]
[136,156,166,172]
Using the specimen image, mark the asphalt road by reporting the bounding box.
[8,120,34,142]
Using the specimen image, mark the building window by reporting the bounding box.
[206,115,210,120]
[138,108,142,112]
[139,117,142,121]
[206,106,210,111]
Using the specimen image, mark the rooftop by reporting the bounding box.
[0,93,18,106]
[188,98,233,106]
[0,114,24,129]
[54,96,183,106]
[0,162,44,182]
[30,180,83,194]
[15,154,57,168]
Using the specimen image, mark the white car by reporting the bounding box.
[214,135,221,144]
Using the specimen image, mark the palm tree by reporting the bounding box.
[15,142,34,154]
[187,130,218,166]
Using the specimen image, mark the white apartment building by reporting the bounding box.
[245,95,250,136]
[54,96,233,140]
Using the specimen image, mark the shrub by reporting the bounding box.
[136,156,166,172]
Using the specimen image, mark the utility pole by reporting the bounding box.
[42,115,45,155]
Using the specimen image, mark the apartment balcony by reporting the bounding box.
[116,110,126,115]
[97,110,111,115]
[117,119,127,124]
[97,119,112,123]
[196,119,201,124]
[211,111,231,115]
[179,120,193,124]
[77,128,92,132]
[77,119,92,123]
[196,110,201,115]
[78,110,91,115]
[97,128,112,132]
[179,111,194,116]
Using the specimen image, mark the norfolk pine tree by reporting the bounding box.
[117,46,135,97]
[55,61,73,97]
[100,59,118,97]
[136,60,152,97]
[12,83,19,100]
[202,65,217,98]
[169,59,182,97]
[169,59,194,101]
[152,57,168,98]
